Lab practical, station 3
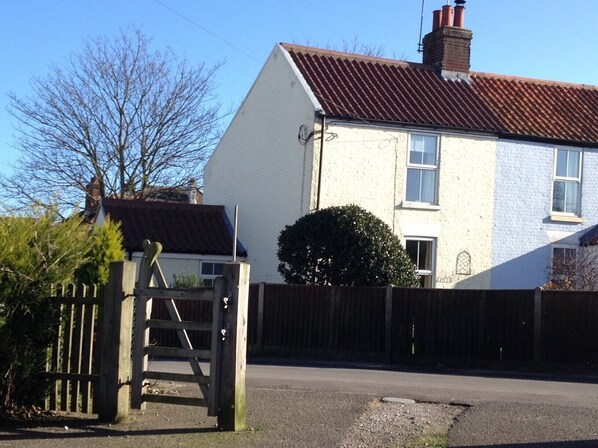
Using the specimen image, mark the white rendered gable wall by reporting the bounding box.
[204,45,319,282]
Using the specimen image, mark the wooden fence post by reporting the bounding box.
[385,285,393,362]
[533,287,543,363]
[218,262,250,431]
[97,261,136,423]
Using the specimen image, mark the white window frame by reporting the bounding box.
[552,147,582,217]
[200,261,226,287]
[405,237,436,288]
[405,133,439,205]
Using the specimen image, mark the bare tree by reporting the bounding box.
[544,246,598,290]
[3,28,222,211]
[298,35,386,58]
[337,35,386,58]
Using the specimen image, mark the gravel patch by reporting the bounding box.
[340,400,466,448]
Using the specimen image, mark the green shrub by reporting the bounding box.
[277,205,420,287]
[0,209,88,417]
[76,217,124,285]
[171,272,204,288]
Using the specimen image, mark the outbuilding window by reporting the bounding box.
[200,262,225,286]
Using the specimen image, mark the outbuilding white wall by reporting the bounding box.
[204,44,320,282]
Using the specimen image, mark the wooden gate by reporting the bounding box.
[130,240,249,431]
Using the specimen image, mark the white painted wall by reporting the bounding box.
[204,44,320,283]
[317,123,496,288]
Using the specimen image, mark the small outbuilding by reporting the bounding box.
[95,197,246,286]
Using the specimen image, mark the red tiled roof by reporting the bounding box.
[283,44,598,146]
[99,198,246,256]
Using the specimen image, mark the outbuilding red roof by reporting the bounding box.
[99,198,246,256]
[283,44,598,146]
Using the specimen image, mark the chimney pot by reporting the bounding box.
[432,9,443,31]
[422,3,473,76]
[441,5,454,27]
[453,5,465,28]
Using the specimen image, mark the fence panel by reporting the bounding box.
[541,290,598,365]
[391,288,535,364]
[482,290,534,362]
[260,285,334,356]
[247,284,260,346]
[45,283,102,413]
[335,287,386,355]
[393,289,482,361]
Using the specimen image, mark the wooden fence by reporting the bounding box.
[541,290,598,364]
[45,283,102,413]
[149,284,598,369]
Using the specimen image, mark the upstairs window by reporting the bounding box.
[552,148,581,216]
[406,134,438,204]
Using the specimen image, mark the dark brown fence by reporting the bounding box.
[151,284,598,369]
[541,290,598,365]
[390,289,534,364]
[150,298,213,350]
[250,284,386,359]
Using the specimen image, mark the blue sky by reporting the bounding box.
[1,0,597,177]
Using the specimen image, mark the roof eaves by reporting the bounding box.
[322,115,499,138]
[497,132,598,149]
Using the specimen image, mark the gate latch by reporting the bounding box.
[220,323,231,342]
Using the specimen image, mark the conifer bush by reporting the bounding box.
[0,209,89,417]
[75,217,124,285]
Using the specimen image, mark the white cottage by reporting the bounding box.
[204,2,598,288]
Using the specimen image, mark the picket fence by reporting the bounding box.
[45,283,102,413]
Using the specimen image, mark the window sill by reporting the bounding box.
[400,201,441,211]
[549,214,584,224]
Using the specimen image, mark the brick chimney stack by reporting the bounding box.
[422,1,472,80]
[84,175,101,217]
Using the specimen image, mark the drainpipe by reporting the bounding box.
[316,114,326,210]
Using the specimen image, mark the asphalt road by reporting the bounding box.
[151,359,598,446]
[152,359,598,408]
